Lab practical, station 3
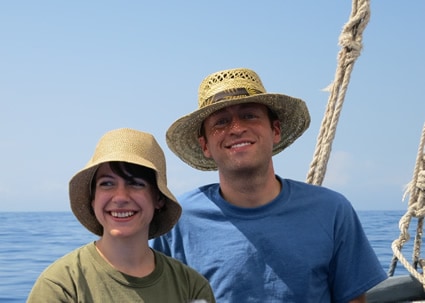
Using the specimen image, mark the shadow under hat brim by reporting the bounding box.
[166,93,311,171]
[69,157,182,239]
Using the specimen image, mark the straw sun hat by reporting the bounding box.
[166,68,311,171]
[69,128,182,239]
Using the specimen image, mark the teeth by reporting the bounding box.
[110,211,135,218]
[231,142,250,148]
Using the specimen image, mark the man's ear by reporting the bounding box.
[198,136,212,158]
[272,120,281,144]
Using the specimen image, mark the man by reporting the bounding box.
[151,68,387,302]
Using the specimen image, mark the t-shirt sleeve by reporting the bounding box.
[190,277,216,303]
[26,272,75,303]
[330,201,387,302]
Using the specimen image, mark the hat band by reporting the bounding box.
[203,87,264,106]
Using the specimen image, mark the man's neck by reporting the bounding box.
[218,169,281,208]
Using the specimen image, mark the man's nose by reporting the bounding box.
[229,117,246,133]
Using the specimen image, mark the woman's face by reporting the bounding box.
[91,162,164,240]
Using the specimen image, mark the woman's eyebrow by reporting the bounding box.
[95,173,114,180]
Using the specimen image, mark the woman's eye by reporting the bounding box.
[98,180,113,187]
[130,179,147,188]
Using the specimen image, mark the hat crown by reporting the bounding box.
[89,128,167,183]
[198,68,267,109]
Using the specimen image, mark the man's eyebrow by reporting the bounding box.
[209,108,227,117]
[239,103,261,110]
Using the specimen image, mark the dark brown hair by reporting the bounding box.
[90,161,158,200]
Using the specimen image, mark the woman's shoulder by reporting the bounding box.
[152,250,215,302]
[38,243,92,276]
[154,249,208,280]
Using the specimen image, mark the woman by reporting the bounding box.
[27,128,215,303]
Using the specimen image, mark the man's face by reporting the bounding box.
[198,103,281,173]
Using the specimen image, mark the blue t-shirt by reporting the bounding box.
[151,177,387,302]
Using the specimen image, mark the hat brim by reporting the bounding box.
[69,156,182,239]
[166,93,311,171]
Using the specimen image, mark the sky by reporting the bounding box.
[1,1,424,212]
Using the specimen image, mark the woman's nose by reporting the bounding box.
[112,183,131,203]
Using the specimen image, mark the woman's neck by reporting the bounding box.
[95,237,155,277]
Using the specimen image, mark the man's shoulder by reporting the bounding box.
[283,177,343,195]
[177,183,219,204]
[282,177,350,209]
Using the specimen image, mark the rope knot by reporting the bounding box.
[339,36,362,53]
[417,170,425,191]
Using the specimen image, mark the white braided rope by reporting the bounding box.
[390,123,425,286]
[306,0,371,185]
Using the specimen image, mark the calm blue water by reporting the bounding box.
[0,210,420,302]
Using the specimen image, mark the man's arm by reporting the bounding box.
[349,293,366,303]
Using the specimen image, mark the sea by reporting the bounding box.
[0,210,421,302]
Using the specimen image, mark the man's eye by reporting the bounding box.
[214,118,229,126]
[243,113,256,119]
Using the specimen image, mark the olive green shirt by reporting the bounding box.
[27,242,215,303]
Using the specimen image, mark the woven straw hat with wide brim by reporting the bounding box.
[69,128,182,239]
[166,68,311,171]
